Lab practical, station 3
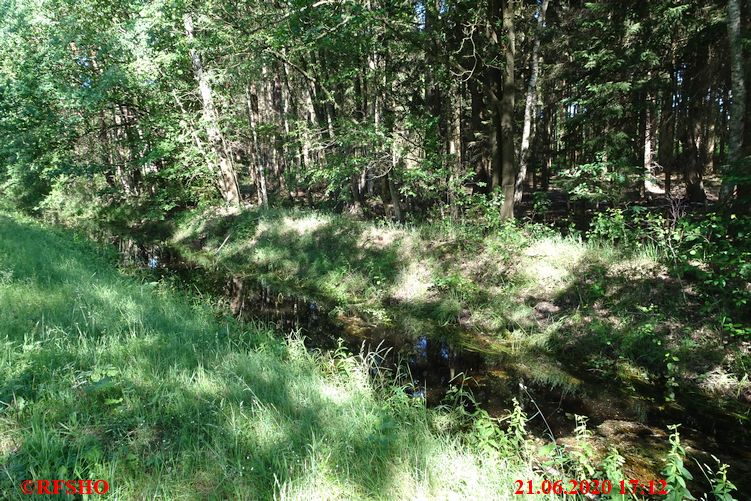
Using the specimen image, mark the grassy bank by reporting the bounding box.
[173,207,750,407]
[0,213,538,500]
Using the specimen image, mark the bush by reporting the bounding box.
[559,154,635,206]
[588,207,751,338]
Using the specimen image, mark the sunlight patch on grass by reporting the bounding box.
[358,225,404,250]
[281,214,330,235]
[0,421,20,458]
[698,367,750,399]
[519,237,586,295]
[616,360,652,387]
[391,260,434,302]
[608,252,664,279]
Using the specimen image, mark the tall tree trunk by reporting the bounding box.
[469,79,490,193]
[499,0,516,220]
[643,93,663,195]
[515,0,549,205]
[98,110,117,189]
[258,72,274,207]
[280,59,301,197]
[183,13,241,206]
[246,85,268,208]
[269,66,289,199]
[486,0,503,192]
[448,80,462,218]
[302,71,318,179]
[704,89,717,174]
[722,0,746,203]
[390,181,403,222]
[658,75,676,196]
[683,53,707,203]
[541,101,554,191]
[719,86,729,162]
[684,119,706,202]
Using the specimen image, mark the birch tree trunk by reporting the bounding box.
[643,94,663,194]
[448,80,462,218]
[246,85,267,208]
[514,0,549,205]
[183,13,241,206]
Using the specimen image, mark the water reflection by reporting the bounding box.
[225,276,478,404]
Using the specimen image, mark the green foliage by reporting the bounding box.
[589,208,751,340]
[709,462,738,501]
[558,155,633,205]
[662,425,695,501]
[589,206,668,248]
[672,213,751,339]
[442,382,529,460]
[0,0,749,496]
[505,398,528,451]
[469,408,511,456]
[663,351,681,402]
[454,188,507,229]
[569,415,597,478]
[589,207,629,243]
[601,447,627,501]
[674,214,751,315]
[530,191,552,221]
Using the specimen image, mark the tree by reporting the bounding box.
[0,0,744,226]
[722,0,746,204]
[183,12,241,206]
[515,0,549,206]
[499,0,516,220]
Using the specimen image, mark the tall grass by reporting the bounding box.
[0,213,539,500]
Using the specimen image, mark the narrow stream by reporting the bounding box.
[136,244,751,495]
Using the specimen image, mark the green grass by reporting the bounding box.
[0,213,543,500]
[172,207,750,407]
[2,210,745,499]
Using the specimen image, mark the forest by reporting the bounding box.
[1,0,750,499]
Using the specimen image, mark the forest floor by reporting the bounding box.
[0,212,535,500]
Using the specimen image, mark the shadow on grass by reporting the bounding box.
[171,208,522,346]
[533,249,750,446]
[0,215,441,499]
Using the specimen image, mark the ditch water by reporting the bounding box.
[137,245,751,495]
